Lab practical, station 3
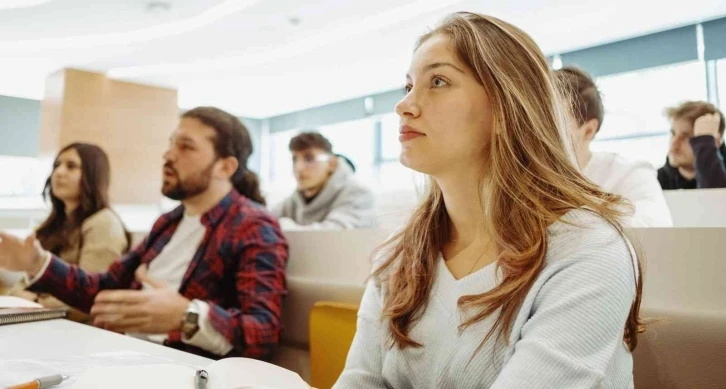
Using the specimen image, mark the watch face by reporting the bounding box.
[185,311,199,324]
[183,311,200,338]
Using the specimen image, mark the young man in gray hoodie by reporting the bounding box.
[272,132,377,229]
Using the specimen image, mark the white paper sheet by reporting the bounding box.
[73,364,196,389]
[62,357,308,389]
[206,358,309,389]
[0,351,186,388]
[0,296,42,308]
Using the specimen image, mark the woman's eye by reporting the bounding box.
[432,77,448,88]
[404,84,412,94]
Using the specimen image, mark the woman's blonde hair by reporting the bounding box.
[374,12,644,353]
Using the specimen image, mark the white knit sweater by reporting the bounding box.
[334,210,637,389]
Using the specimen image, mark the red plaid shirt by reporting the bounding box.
[29,190,288,360]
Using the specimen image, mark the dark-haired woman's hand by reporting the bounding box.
[0,232,47,277]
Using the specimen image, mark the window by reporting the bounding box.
[590,61,707,166]
[268,131,296,185]
[717,59,726,110]
[380,113,401,161]
[318,118,376,185]
[265,130,297,205]
[590,134,670,168]
[0,156,46,198]
[0,156,48,232]
[377,160,424,191]
[596,61,707,138]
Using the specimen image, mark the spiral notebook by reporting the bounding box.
[0,296,69,326]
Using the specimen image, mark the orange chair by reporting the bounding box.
[309,301,359,389]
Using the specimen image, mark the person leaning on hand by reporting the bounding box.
[658,101,726,190]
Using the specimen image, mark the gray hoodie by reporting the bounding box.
[272,162,377,229]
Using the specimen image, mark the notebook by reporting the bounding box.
[73,358,309,389]
[0,296,69,326]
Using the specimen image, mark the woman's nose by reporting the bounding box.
[395,90,421,119]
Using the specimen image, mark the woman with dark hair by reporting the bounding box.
[9,143,129,322]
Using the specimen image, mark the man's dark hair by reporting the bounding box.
[555,66,605,133]
[289,132,333,153]
[182,106,266,205]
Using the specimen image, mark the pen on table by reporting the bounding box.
[5,374,68,389]
[195,369,208,389]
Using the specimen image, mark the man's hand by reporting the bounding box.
[693,113,721,139]
[91,265,190,334]
[0,232,47,276]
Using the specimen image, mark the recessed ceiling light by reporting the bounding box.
[0,0,56,10]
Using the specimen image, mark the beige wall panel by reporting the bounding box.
[39,68,178,204]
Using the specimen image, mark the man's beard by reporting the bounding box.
[162,161,215,200]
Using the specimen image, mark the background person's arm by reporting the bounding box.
[27,242,145,313]
[691,113,726,188]
[691,136,726,188]
[0,230,144,314]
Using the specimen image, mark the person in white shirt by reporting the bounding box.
[334,12,645,389]
[555,66,673,227]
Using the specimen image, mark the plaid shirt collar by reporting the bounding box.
[165,189,240,228]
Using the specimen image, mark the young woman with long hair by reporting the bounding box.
[334,12,644,388]
[9,143,130,322]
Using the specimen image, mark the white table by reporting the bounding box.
[663,188,726,227]
[0,318,212,367]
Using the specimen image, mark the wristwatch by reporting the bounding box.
[182,300,200,339]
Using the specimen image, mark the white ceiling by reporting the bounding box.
[0,0,725,118]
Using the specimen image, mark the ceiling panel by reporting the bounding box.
[0,0,725,117]
[0,0,225,40]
